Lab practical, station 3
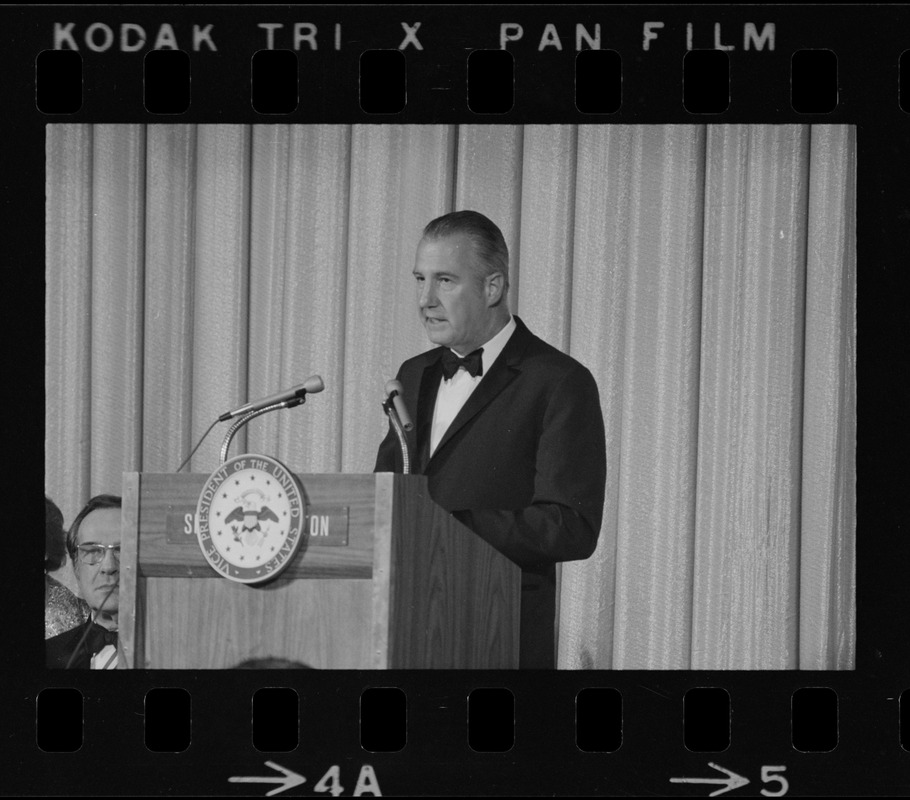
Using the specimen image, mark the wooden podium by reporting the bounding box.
[120,472,521,669]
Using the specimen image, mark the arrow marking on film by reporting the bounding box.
[228,761,306,797]
[669,762,750,797]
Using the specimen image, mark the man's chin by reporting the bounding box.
[424,323,451,346]
[94,591,119,612]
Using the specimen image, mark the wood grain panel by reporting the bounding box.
[388,476,521,668]
[119,472,141,669]
[370,472,394,668]
[123,472,520,668]
[140,576,373,668]
[133,472,376,578]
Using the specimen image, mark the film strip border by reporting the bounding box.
[35,682,910,754]
[6,5,910,123]
[21,672,910,795]
[34,46,885,118]
[5,3,910,796]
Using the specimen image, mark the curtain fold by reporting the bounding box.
[605,126,706,670]
[692,126,810,669]
[246,125,293,465]
[143,125,197,474]
[45,123,856,669]
[798,124,857,670]
[558,125,635,669]
[46,124,93,525]
[190,126,252,470]
[341,125,455,474]
[516,125,577,351]
[90,125,146,491]
[246,125,353,473]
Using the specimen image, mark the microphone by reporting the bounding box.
[218,375,325,422]
[382,379,411,475]
[385,380,413,431]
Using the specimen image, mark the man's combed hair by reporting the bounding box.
[66,494,122,561]
[422,210,510,290]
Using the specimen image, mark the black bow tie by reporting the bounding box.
[86,622,118,654]
[441,348,484,380]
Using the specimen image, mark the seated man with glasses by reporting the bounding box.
[46,494,122,669]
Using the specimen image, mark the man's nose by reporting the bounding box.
[418,281,437,308]
[100,549,119,571]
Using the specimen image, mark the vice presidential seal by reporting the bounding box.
[196,454,306,584]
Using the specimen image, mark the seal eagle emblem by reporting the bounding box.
[195,454,306,584]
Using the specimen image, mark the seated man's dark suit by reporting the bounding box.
[46,619,118,669]
[374,315,607,668]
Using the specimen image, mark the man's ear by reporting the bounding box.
[485,271,506,306]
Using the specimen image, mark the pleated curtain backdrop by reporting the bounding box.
[46,123,856,670]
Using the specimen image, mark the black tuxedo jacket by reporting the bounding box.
[46,619,118,669]
[46,620,94,669]
[374,316,607,668]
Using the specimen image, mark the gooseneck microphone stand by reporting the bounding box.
[382,398,410,474]
[219,397,305,465]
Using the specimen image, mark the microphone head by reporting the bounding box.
[385,379,404,398]
[304,375,325,394]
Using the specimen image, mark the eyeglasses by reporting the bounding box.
[76,543,121,565]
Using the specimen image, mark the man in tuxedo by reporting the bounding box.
[375,210,606,668]
[46,495,122,669]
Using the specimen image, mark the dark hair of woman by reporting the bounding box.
[45,496,67,572]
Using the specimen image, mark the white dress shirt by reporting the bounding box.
[429,316,517,456]
[90,610,119,670]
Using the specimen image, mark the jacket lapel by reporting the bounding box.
[428,317,532,464]
[415,352,444,472]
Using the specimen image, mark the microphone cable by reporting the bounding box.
[174,417,220,473]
